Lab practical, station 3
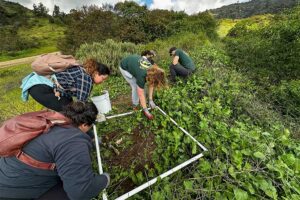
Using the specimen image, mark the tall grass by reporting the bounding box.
[0,64,42,122]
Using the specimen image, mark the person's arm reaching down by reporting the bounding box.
[137,86,153,120]
[148,85,156,109]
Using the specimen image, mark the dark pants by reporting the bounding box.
[0,183,69,200]
[169,64,194,82]
[28,84,73,112]
[37,182,70,200]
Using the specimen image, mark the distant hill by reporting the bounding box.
[210,0,299,19]
[0,0,65,61]
[0,0,32,26]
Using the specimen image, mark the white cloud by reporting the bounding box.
[150,0,249,14]
[10,0,250,14]
[9,0,126,13]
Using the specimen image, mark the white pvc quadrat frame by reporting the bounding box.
[93,106,208,200]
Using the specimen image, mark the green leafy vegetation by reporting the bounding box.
[224,6,300,127]
[76,39,141,75]
[88,41,299,199]
[58,1,217,54]
[0,1,299,199]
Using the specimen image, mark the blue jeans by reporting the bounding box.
[119,67,139,106]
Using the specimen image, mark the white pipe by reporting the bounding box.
[115,153,204,200]
[105,108,152,120]
[156,106,208,152]
[105,110,135,120]
[93,125,108,200]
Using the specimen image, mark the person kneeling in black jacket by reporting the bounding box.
[0,102,109,200]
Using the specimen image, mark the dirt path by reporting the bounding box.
[0,52,60,69]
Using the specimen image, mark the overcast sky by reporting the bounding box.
[9,0,250,14]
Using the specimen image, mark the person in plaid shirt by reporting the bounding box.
[28,59,110,112]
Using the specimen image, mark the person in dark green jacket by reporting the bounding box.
[169,47,196,82]
[120,54,166,120]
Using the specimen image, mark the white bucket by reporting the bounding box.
[91,90,112,114]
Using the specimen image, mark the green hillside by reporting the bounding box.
[0,0,65,61]
[211,0,299,19]
[0,1,299,200]
[0,0,31,26]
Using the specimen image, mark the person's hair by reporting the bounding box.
[141,50,155,57]
[169,47,177,54]
[61,101,98,126]
[83,59,110,77]
[146,65,166,88]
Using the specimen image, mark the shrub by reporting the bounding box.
[225,7,300,83]
[224,7,300,119]
[0,26,40,54]
[75,39,141,75]
[58,3,218,54]
[271,80,300,117]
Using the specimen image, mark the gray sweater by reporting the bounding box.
[0,126,105,200]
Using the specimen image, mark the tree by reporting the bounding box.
[58,3,218,53]
[33,2,49,17]
[53,5,60,17]
[57,7,119,54]
[114,1,148,43]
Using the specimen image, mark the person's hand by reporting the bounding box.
[143,108,154,120]
[149,100,156,109]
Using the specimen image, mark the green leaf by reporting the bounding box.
[136,171,144,183]
[233,151,243,169]
[291,194,300,200]
[281,154,296,167]
[153,191,165,200]
[245,182,255,194]
[199,160,211,173]
[241,149,251,156]
[262,132,271,136]
[257,178,278,199]
[222,146,229,154]
[184,180,193,190]
[228,166,236,179]
[192,143,197,154]
[234,188,249,200]
[253,152,265,160]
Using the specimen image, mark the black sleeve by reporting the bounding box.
[53,138,106,200]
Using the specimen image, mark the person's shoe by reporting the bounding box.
[133,104,140,111]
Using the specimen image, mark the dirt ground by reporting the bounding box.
[103,125,156,169]
[111,94,133,113]
[102,94,157,194]
[0,52,59,69]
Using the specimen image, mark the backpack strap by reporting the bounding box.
[16,151,56,171]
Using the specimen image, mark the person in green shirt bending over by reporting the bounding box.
[120,54,166,120]
[169,47,196,82]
